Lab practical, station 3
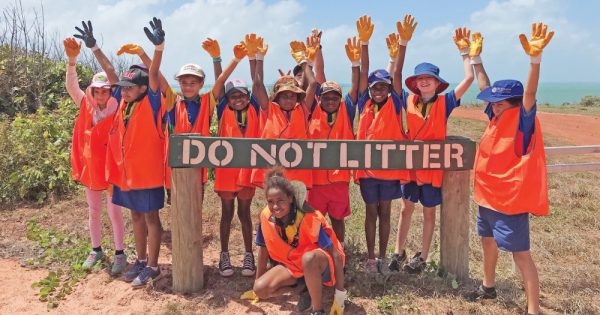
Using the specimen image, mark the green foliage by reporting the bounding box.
[0,98,79,204]
[26,219,91,309]
[579,95,600,107]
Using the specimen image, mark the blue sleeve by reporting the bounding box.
[400,89,410,110]
[250,94,260,113]
[484,103,493,121]
[356,92,370,114]
[519,103,537,155]
[317,226,333,250]
[344,93,357,127]
[391,89,403,115]
[111,86,122,104]
[315,83,322,97]
[216,96,227,121]
[255,223,266,247]
[444,90,461,119]
[147,87,163,125]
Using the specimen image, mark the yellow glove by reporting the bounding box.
[201,38,220,58]
[356,15,374,44]
[244,33,259,58]
[306,38,320,64]
[240,290,259,304]
[469,32,483,57]
[452,27,471,52]
[386,33,399,59]
[396,14,418,44]
[233,42,248,61]
[519,22,554,57]
[116,43,144,56]
[290,40,307,64]
[330,288,346,315]
[330,300,344,315]
[257,36,269,56]
[345,36,361,65]
[63,37,81,58]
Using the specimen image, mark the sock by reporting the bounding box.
[150,266,159,271]
[92,246,102,252]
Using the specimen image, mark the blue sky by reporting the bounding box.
[10,0,600,85]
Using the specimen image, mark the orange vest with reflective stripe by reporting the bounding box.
[251,102,313,188]
[106,95,165,191]
[164,94,212,189]
[214,104,260,191]
[259,206,345,286]
[473,106,549,216]
[355,96,409,182]
[308,101,354,185]
[70,98,112,190]
[406,94,447,187]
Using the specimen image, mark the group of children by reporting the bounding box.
[66,14,553,315]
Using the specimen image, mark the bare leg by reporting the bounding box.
[420,206,436,259]
[481,236,499,288]
[219,198,235,252]
[144,211,162,267]
[302,250,329,311]
[378,200,392,258]
[237,198,254,253]
[513,251,540,315]
[394,198,415,254]
[365,203,378,259]
[131,210,147,260]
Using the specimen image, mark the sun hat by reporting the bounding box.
[477,80,524,103]
[271,75,305,101]
[404,62,449,95]
[320,80,343,96]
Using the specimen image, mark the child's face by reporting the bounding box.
[320,92,342,113]
[226,90,250,111]
[266,187,293,219]
[369,82,391,103]
[491,100,517,117]
[414,75,441,96]
[121,85,148,103]
[294,72,303,86]
[178,75,204,99]
[275,91,298,111]
[92,88,111,106]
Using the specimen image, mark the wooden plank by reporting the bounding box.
[440,170,471,281]
[171,167,204,293]
[547,163,600,173]
[545,145,600,156]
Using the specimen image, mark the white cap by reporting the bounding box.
[175,63,205,80]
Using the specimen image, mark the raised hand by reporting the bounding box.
[143,17,165,46]
[116,43,144,56]
[63,37,81,58]
[73,20,96,48]
[396,14,417,44]
[233,42,248,60]
[356,15,374,43]
[469,32,483,57]
[202,38,220,58]
[386,33,399,59]
[453,27,471,51]
[519,22,554,57]
[244,33,259,58]
[345,36,361,65]
[305,36,320,63]
[257,36,269,56]
[290,40,307,64]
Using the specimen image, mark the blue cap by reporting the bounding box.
[404,62,449,95]
[368,69,392,87]
[477,80,524,103]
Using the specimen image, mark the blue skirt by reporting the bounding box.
[112,185,164,212]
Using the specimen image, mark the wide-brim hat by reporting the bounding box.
[405,62,449,95]
[271,75,305,101]
[477,79,524,103]
[320,80,343,96]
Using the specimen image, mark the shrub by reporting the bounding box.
[579,95,600,107]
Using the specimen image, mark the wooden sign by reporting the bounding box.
[168,135,476,170]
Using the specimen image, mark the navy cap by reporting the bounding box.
[404,62,449,95]
[368,69,392,87]
[477,80,524,103]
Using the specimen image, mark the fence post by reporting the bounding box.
[440,169,471,281]
[171,167,204,293]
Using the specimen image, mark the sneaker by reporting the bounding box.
[388,250,407,272]
[377,257,390,275]
[241,252,256,277]
[123,259,147,282]
[464,285,497,301]
[82,250,104,269]
[297,286,312,312]
[132,266,161,287]
[111,253,127,275]
[403,252,426,274]
[365,259,378,274]
[219,252,234,277]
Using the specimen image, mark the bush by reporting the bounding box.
[579,95,600,107]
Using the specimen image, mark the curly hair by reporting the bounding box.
[264,166,295,199]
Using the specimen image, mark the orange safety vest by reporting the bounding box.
[355,96,410,182]
[164,94,212,189]
[251,102,313,188]
[406,94,447,188]
[259,206,345,286]
[214,103,260,191]
[308,101,354,185]
[70,97,112,190]
[106,95,165,191]
[473,106,549,216]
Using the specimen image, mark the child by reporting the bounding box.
[249,35,318,188]
[353,15,412,274]
[467,23,554,315]
[246,167,346,315]
[389,26,475,273]
[305,36,361,245]
[64,36,126,275]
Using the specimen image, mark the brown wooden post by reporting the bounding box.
[440,169,471,281]
[171,167,204,293]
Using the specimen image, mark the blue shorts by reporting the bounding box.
[112,186,164,212]
[402,182,442,207]
[359,178,403,204]
[477,206,530,252]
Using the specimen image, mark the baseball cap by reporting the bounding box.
[175,63,205,80]
[477,80,524,103]
[320,80,342,96]
[113,68,149,87]
[368,69,392,87]
[225,79,250,96]
[89,72,111,89]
